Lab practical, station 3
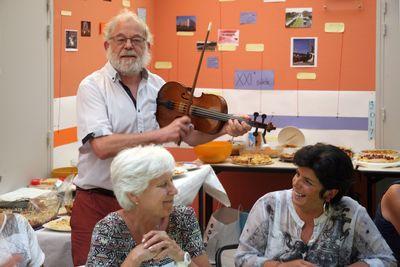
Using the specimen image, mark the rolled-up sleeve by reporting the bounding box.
[76,80,113,153]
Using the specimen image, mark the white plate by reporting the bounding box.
[177,162,201,171]
[278,126,305,146]
[42,216,71,232]
[356,161,400,169]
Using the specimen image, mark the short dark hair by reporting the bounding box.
[293,143,354,204]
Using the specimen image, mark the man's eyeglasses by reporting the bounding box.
[110,35,146,46]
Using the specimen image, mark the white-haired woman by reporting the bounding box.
[86,145,211,267]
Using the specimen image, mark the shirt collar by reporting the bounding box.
[104,61,149,83]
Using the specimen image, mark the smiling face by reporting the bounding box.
[105,19,151,76]
[292,166,326,216]
[135,172,178,218]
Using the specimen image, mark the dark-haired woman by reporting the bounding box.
[236,143,396,267]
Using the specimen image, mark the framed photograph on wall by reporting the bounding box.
[65,30,78,51]
[81,21,91,37]
[285,8,312,28]
[176,16,196,32]
[290,37,317,67]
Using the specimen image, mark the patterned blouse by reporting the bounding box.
[235,190,397,267]
[86,205,205,266]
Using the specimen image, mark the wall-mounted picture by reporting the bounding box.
[218,29,240,46]
[291,37,317,67]
[65,30,78,51]
[137,7,147,23]
[196,41,217,51]
[285,8,312,28]
[176,16,196,32]
[81,21,91,37]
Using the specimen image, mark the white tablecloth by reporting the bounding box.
[35,164,229,267]
[36,229,73,267]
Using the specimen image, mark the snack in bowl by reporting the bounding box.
[43,216,71,232]
[231,154,273,166]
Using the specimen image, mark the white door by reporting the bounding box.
[376,0,400,149]
[0,0,53,194]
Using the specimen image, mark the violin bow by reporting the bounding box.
[177,23,212,146]
[187,22,212,110]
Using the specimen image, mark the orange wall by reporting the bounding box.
[152,0,375,91]
[53,1,376,210]
[54,0,155,98]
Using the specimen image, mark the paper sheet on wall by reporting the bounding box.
[240,12,257,24]
[155,61,172,69]
[245,44,264,52]
[122,0,130,8]
[297,72,316,80]
[137,8,146,23]
[235,70,274,90]
[368,100,375,140]
[207,57,219,69]
[325,23,345,33]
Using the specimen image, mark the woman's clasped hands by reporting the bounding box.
[123,230,186,267]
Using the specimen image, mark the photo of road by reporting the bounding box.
[285,8,312,28]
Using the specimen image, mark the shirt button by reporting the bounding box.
[138,109,140,112]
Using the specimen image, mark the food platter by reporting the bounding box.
[231,154,273,166]
[42,216,71,232]
[356,161,400,169]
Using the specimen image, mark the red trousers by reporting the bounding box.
[70,189,121,266]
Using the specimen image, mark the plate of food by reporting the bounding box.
[172,167,188,178]
[356,149,400,168]
[176,162,201,171]
[358,149,399,163]
[42,216,71,232]
[231,154,273,166]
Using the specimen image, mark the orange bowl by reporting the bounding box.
[194,141,233,163]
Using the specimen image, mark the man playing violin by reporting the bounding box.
[71,9,251,266]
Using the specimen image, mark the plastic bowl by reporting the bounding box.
[51,167,78,179]
[194,141,233,163]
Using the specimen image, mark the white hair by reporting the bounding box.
[104,9,153,44]
[110,145,175,210]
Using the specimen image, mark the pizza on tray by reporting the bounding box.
[358,150,399,163]
[231,154,273,166]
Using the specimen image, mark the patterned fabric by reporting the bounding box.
[235,190,397,267]
[86,205,205,266]
[0,213,45,267]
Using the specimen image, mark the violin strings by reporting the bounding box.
[166,100,263,128]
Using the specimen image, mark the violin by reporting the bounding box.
[155,23,275,143]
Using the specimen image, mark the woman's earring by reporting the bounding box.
[323,201,330,213]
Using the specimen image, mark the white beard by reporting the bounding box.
[107,46,151,76]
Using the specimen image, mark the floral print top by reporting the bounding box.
[86,205,204,266]
[235,190,397,267]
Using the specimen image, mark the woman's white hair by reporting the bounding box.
[110,145,175,210]
[104,9,153,44]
